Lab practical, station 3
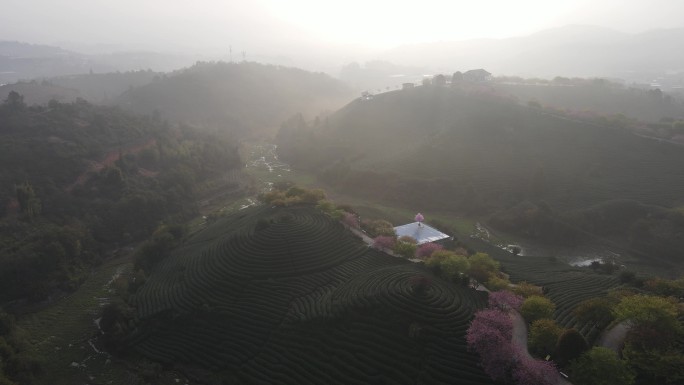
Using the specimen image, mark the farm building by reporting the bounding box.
[393,221,451,245]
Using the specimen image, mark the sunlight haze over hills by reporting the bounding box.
[2,0,683,53]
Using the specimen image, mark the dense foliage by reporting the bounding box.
[116,62,353,133]
[568,347,635,385]
[0,94,241,303]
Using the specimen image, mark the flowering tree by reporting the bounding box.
[416,243,443,259]
[372,236,395,250]
[466,309,515,381]
[511,350,558,385]
[488,291,524,312]
[341,212,359,228]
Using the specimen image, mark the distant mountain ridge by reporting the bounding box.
[0,41,202,84]
[380,25,684,82]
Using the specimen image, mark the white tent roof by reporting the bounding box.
[393,222,450,245]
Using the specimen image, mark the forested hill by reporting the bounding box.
[116,61,355,133]
[277,84,684,271]
[491,78,684,124]
[0,92,241,303]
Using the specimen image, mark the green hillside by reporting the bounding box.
[492,78,684,123]
[0,92,242,303]
[124,204,493,385]
[116,61,354,134]
[277,85,684,271]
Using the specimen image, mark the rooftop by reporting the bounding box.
[393,222,450,245]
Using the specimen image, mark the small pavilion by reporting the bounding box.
[393,213,450,245]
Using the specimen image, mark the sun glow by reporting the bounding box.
[260,0,585,48]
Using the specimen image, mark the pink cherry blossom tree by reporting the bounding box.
[372,235,396,250]
[416,243,443,259]
[466,309,515,381]
[342,212,359,228]
[511,349,558,385]
[488,290,524,312]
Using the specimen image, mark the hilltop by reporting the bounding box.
[116,61,355,134]
[277,84,684,274]
[112,204,492,385]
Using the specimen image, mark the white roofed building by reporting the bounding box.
[393,222,450,245]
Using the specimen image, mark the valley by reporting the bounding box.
[1,33,684,384]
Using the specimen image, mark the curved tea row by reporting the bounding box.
[128,205,494,384]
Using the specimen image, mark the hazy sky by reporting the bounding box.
[2,0,684,53]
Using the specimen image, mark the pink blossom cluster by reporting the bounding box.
[415,243,443,259]
[342,212,359,228]
[488,290,524,312]
[372,235,396,250]
[467,299,557,384]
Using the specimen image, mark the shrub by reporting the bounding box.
[555,328,588,367]
[512,281,542,298]
[568,347,634,385]
[528,319,564,357]
[316,200,336,214]
[362,219,395,237]
[486,275,511,291]
[425,251,470,280]
[394,241,417,259]
[572,297,615,328]
[416,243,443,259]
[520,296,555,324]
[439,254,470,280]
[468,253,500,282]
[372,236,395,250]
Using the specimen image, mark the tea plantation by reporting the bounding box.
[469,238,619,343]
[127,205,493,384]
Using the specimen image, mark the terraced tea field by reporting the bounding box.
[468,238,619,343]
[128,205,493,384]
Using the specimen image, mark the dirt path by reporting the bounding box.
[508,310,572,385]
[598,322,630,353]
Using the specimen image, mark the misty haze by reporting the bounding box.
[1,1,684,385]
